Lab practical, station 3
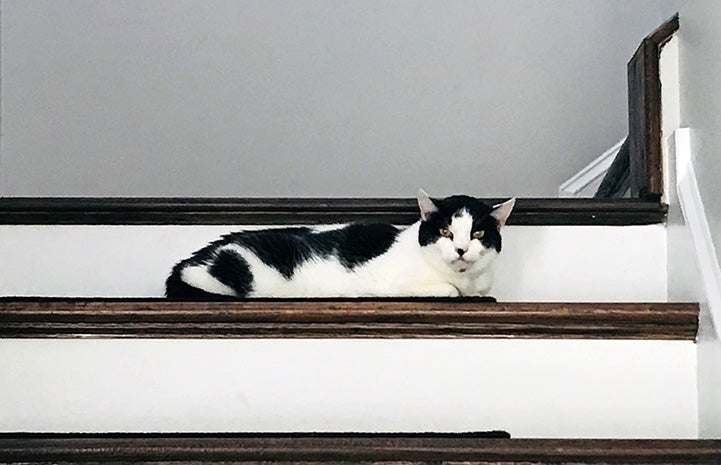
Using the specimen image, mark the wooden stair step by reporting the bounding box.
[0,434,719,464]
[0,298,699,339]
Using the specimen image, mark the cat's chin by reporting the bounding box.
[450,258,474,273]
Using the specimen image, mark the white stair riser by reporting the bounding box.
[0,225,667,302]
[0,338,697,438]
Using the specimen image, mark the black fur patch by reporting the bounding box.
[227,228,317,279]
[328,223,401,268]
[209,249,254,297]
[418,195,502,252]
[221,225,402,277]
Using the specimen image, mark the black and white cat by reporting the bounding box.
[165,191,515,299]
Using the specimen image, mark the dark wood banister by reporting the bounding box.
[595,138,630,198]
[596,13,679,199]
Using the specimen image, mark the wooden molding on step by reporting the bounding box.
[1,434,720,464]
[0,197,667,225]
[0,299,699,340]
[627,13,679,200]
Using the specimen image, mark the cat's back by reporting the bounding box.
[166,223,406,298]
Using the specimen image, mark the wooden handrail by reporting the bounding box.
[596,14,679,199]
[626,13,679,200]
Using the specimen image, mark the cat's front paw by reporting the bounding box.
[425,283,461,298]
[443,284,461,298]
[404,283,461,298]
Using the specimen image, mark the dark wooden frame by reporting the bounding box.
[627,13,679,200]
[595,139,631,198]
[598,14,679,199]
[0,299,699,339]
[2,434,720,464]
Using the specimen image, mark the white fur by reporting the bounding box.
[181,265,236,296]
[311,224,349,233]
[180,218,500,298]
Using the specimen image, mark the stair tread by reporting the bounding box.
[1,434,720,464]
[0,298,699,339]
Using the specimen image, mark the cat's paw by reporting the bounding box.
[443,285,461,298]
[404,284,460,298]
[430,284,461,298]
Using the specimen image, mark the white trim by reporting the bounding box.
[558,138,625,197]
[674,128,721,339]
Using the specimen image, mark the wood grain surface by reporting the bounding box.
[0,197,667,225]
[627,14,679,200]
[0,434,719,464]
[0,299,699,339]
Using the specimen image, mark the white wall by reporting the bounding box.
[658,2,721,438]
[676,2,721,276]
[0,338,698,438]
[660,42,717,438]
[0,225,667,301]
[0,0,675,197]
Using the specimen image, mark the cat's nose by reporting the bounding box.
[456,248,467,256]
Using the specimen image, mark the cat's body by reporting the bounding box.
[166,192,515,299]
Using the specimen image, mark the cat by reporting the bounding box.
[165,191,515,299]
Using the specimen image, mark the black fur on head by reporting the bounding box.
[417,192,512,253]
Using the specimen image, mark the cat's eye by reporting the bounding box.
[472,230,485,239]
[439,228,453,239]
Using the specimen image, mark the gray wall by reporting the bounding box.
[0,0,674,197]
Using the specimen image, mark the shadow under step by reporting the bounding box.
[0,298,699,339]
[1,434,720,464]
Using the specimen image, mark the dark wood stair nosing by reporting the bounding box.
[0,197,667,225]
[0,299,699,340]
[0,435,720,464]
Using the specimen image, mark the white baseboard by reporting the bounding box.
[674,128,721,339]
[558,138,625,198]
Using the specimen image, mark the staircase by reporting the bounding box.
[0,204,713,462]
[2,13,721,465]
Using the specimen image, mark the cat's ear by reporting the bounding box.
[417,189,438,221]
[491,198,516,228]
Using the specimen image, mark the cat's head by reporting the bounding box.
[416,190,515,274]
